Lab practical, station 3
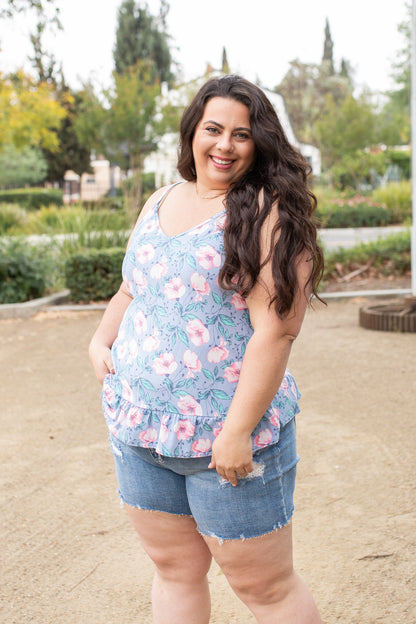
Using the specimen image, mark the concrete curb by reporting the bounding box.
[0,290,71,320]
[1,287,412,320]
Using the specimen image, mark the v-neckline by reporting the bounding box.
[155,183,225,239]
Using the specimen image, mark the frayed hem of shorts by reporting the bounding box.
[117,492,193,518]
[198,516,293,545]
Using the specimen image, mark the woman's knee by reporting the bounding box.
[205,524,294,603]
[150,540,212,582]
[125,507,212,581]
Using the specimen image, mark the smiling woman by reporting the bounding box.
[191,97,255,195]
[89,75,324,623]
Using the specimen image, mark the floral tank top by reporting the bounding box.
[101,183,301,457]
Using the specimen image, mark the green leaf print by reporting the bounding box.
[219,314,235,326]
[185,254,197,269]
[177,328,189,346]
[211,389,230,400]
[212,292,222,305]
[141,379,157,391]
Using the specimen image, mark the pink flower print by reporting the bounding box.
[254,428,273,448]
[132,268,147,293]
[164,277,186,299]
[213,421,224,437]
[134,310,147,334]
[152,352,178,375]
[190,272,210,300]
[192,438,212,455]
[196,245,221,270]
[103,382,116,405]
[280,377,290,397]
[123,277,133,295]
[128,338,139,359]
[290,381,298,399]
[127,407,144,427]
[177,394,203,416]
[183,349,202,377]
[143,333,160,352]
[223,361,242,383]
[159,423,169,443]
[136,243,155,264]
[106,406,117,421]
[187,318,209,347]
[207,337,229,363]
[231,292,248,310]
[139,427,158,445]
[150,261,167,279]
[116,340,128,360]
[269,407,280,427]
[173,419,196,440]
[215,214,226,231]
[142,219,157,233]
[120,378,134,402]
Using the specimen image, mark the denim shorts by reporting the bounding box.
[109,417,299,541]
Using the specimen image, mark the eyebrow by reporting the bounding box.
[203,120,252,133]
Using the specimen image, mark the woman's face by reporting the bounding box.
[191,97,255,189]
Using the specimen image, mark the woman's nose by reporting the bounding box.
[216,133,233,151]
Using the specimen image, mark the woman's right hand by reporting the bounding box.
[89,341,114,385]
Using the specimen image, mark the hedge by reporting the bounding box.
[0,238,53,304]
[0,188,63,210]
[64,248,125,303]
[323,230,411,281]
[316,203,392,228]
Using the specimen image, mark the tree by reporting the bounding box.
[275,59,352,144]
[29,18,62,84]
[222,47,230,74]
[106,60,162,214]
[0,71,66,152]
[42,86,92,184]
[378,3,411,146]
[0,0,59,19]
[113,0,174,85]
[74,81,109,158]
[322,18,335,75]
[316,92,379,186]
[0,144,47,187]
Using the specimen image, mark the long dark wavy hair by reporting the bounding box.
[177,75,324,318]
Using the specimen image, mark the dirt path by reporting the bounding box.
[1,298,415,624]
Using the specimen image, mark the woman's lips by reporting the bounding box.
[210,155,234,169]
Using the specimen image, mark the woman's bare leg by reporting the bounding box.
[125,505,212,624]
[204,522,321,624]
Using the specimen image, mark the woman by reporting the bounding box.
[89,75,324,623]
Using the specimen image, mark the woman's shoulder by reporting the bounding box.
[137,185,171,222]
[137,181,187,223]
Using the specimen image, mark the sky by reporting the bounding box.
[0,0,410,94]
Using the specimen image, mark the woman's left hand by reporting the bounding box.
[208,429,254,487]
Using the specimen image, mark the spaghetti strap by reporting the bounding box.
[157,180,185,209]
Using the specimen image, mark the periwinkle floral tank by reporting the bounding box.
[101,183,301,457]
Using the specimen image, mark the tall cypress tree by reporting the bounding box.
[113,0,174,85]
[322,18,335,75]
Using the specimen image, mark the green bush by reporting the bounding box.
[0,204,27,234]
[323,230,411,282]
[64,248,125,302]
[315,192,391,227]
[10,204,132,237]
[0,238,55,303]
[371,181,411,224]
[0,188,63,210]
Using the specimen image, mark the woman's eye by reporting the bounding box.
[206,126,220,134]
[235,132,250,140]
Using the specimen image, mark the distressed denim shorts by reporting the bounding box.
[109,417,299,541]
